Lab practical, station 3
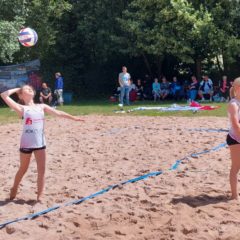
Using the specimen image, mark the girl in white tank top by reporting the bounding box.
[228,98,240,143]
[1,85,84,201]
[20,104,46,149]
[227,77,240,200]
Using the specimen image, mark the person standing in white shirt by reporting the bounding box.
[118,66,131,107]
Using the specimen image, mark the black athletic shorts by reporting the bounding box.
[20,146,46,154]
[226,134,240,146]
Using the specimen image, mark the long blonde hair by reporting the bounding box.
[17,85,36,105]
[230,77,240,99]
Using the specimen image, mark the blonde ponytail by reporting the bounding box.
[230,86,235,99]
[230,77,240,99]
[17,85,36,105]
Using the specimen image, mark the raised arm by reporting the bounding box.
[43,104,84,121]
[0,88,24,117]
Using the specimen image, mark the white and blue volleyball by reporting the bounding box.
[18,27,38,47]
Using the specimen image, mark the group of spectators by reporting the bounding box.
[114,66,231,106]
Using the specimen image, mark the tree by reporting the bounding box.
[116,0,240,80]
[189,0,240,77]
[117,0,220,78]
[46,0,132,96]
[0,0,26,63]
[15,0,72,62]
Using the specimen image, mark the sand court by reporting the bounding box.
[0,115,239,240]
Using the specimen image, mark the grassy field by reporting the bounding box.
[0,100,228,124]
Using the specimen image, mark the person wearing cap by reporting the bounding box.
[54,72,64,106]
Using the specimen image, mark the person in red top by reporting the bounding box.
[219,75,230,102]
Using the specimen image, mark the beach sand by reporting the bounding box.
[0,115,239,240]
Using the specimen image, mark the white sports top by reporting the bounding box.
[228,98,240,143]
[20,104,46,149]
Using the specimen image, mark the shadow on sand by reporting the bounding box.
[0,199,37,207]
[171,194,229,208]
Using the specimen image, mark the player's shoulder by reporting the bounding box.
[228,99,240,109]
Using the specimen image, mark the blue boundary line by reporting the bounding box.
[0,142,227,229]
[188,128,228,133]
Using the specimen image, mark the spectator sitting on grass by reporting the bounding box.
[39,82,52,105]
[171,76,182,101]
[129,79,136,91]
[199,74,213,101]
[110,84,121,102]
[152,78,160,102]
[129,79,137,102]
[160,76,170,100]
[136,79,144,100]
[219,75,230,102]
[143,75,153,100]
[188,76,199,102]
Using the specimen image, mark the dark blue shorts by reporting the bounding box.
[20,146,46,154]
[226,134,240,146]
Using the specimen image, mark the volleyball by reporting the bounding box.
[18,27,38,47]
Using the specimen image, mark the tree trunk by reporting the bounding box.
[216,55,223,74]
[195,58,202,81]
[142,53,153,78]
[222,51,229,74]
[156,55,164,80]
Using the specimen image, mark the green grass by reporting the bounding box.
[59,100,228,117]
[0,108,22,124]
[0,100,228,125]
